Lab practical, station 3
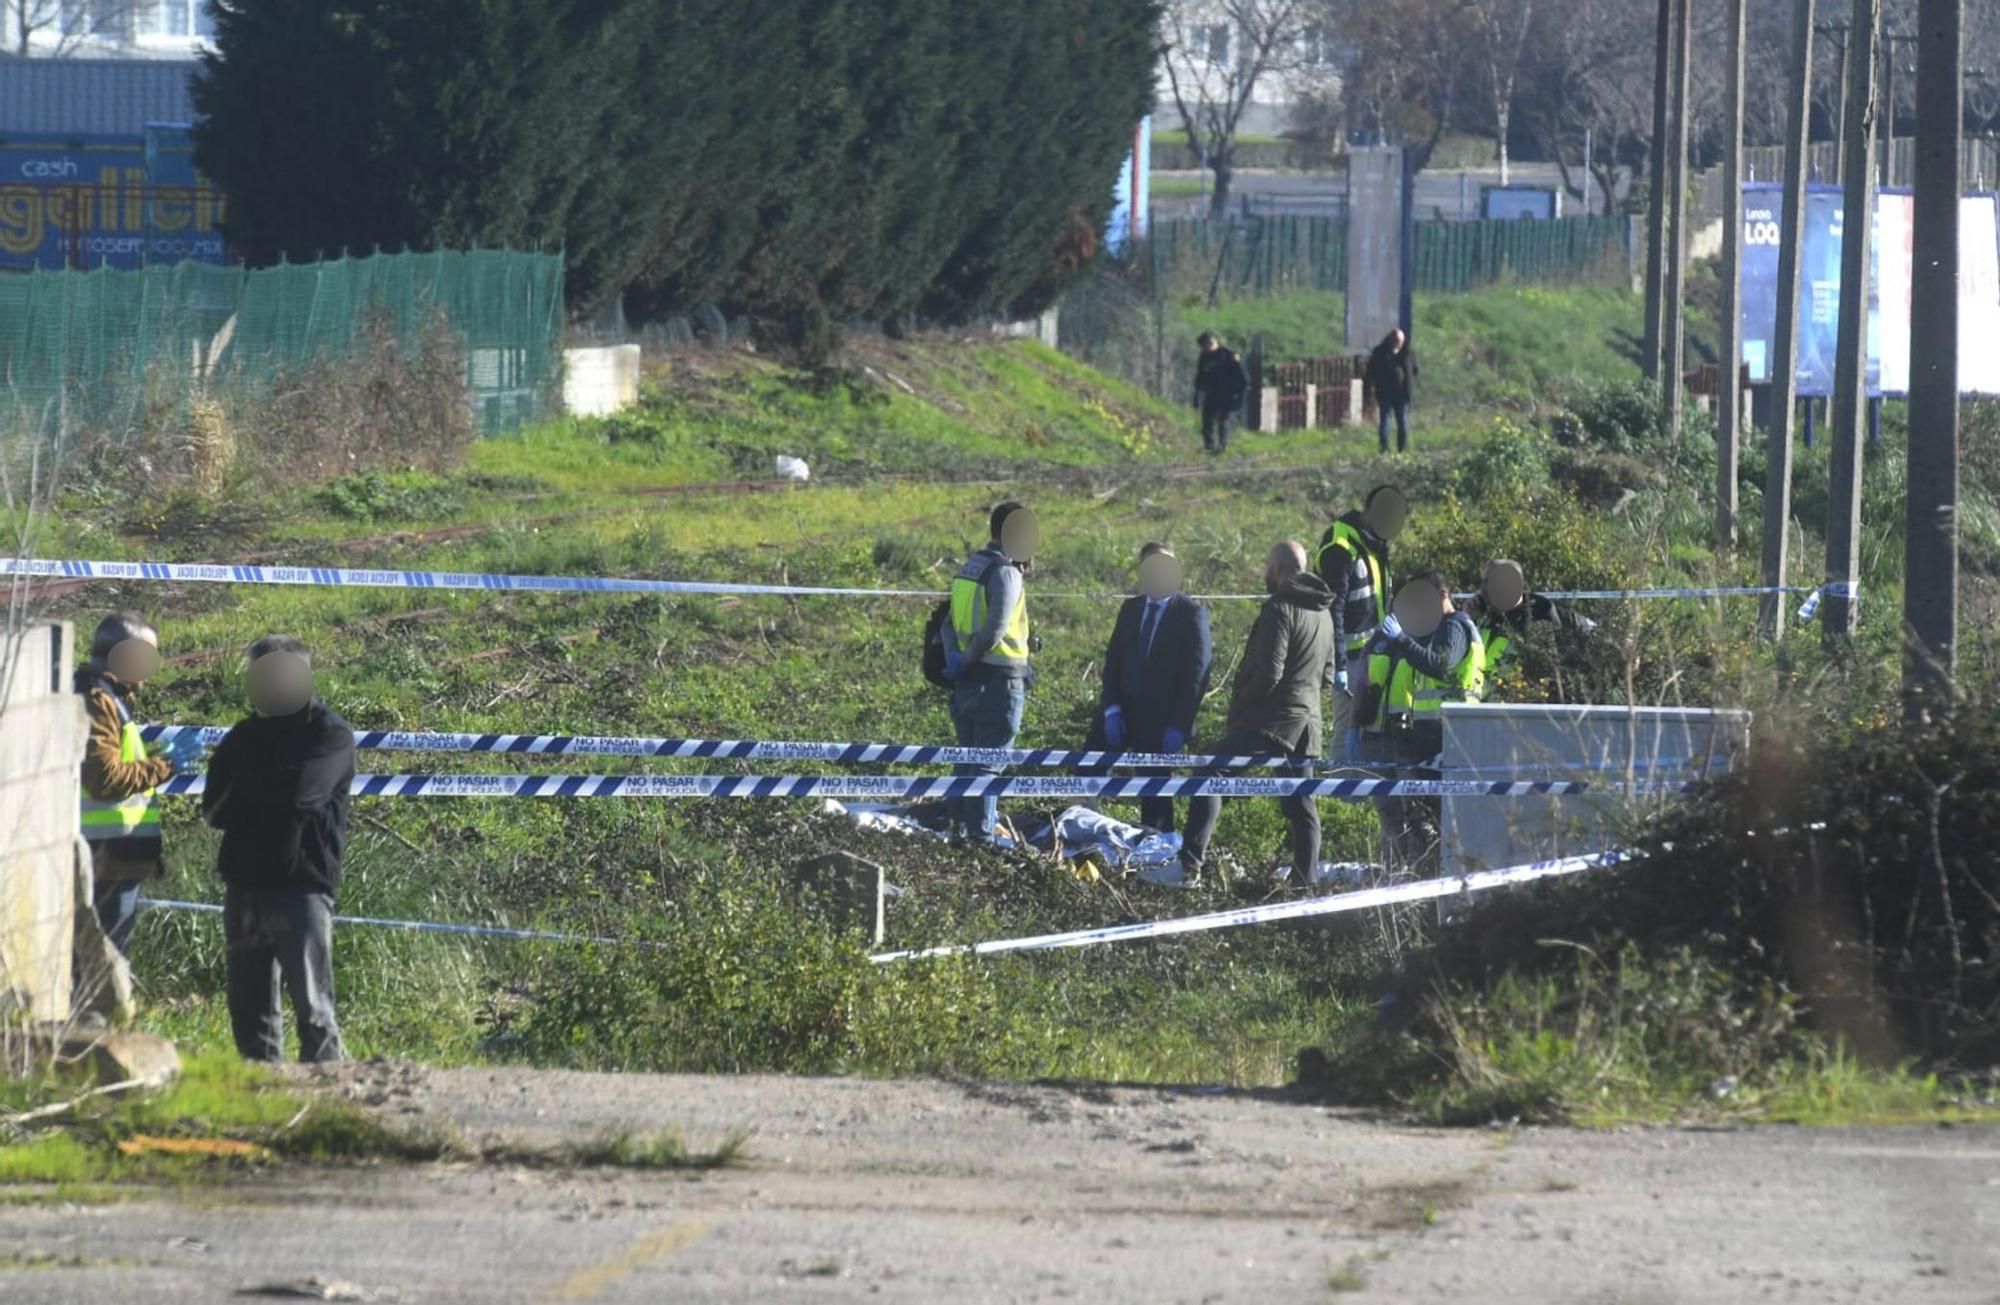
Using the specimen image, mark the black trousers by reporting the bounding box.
[224,889,345,1064]
[1200,405,1234,451]
[1082,722,1178,833]
[1179,729,1320,879]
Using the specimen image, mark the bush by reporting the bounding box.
[1450,420,1552,501]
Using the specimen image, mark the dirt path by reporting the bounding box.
[1,1064,1994,1303]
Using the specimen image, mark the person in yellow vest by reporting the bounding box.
[75,613,203,954]
[1356,573,1485,874]
[941,501,1037,847]
[1314,484,1407,761]
[1462,559,1597,692]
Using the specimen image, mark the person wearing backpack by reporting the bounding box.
[938,502,1038,847]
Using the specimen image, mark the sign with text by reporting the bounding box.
[0,130,227,270]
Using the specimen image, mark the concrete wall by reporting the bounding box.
[0,622,84,1022]
[562,344,643,419]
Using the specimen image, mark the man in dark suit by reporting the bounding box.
[1084,542,1213,833]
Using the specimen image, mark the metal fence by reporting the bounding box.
[1146,214,1634,299]
[0,248,565,440]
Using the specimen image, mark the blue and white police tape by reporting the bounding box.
[141,724,1298,772]
[1796,580,1858,622]
[140,848,1637,961]
[137,898,661,949]
[154,771,1695,800]
[871,849,1637,962]
[13,555,1812,606]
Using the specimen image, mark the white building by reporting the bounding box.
[4,0,218,59]
[1155,1,1350,143]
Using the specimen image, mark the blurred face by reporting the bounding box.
[1484,563,1526,611]
[1366,490,1409,542]
[106,632,161,686]
[246,650,314,717]
[1138,552,1181,601]
[1391,329,1406,350]
[1393,578,1445,639]
[999,509,1039,564]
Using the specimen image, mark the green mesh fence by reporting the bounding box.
[0,249,565,441]
[1149,214,1633,298]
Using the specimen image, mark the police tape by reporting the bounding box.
[141,724,1298,771]
[12,556,1813,606]
[154,771,1695,800]
[138,847,1637,961]
[136,898,660,949]
[869,849,1637,962]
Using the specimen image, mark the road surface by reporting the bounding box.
[0,1063,1993,1303]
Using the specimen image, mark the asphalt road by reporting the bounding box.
[1152,164,1630,224]
[1,1064,1994,1303]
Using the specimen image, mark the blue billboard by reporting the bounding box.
[1738,182,1860,396]
[0,127,227,270]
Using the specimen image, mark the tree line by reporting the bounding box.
[191,0,1159,349]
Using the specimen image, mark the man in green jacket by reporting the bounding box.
[1177,541,1338,889]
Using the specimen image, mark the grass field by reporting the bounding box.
[23,282,1995,1120]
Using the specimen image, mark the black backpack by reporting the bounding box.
[921,599,955,689]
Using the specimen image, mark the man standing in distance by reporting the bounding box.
[1088,542,1212,834]
[942,502,1037,847]
[1192,332,1250,455]
[1364,327,1418,453]
[1314,484,1407,761]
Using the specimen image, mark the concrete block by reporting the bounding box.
[562,344,643,418]
[794,852,888,946]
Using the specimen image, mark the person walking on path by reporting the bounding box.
[942,502,1038,847]
[1314,485,1408,762]
[1364,327,1418,453]
[202,636,355,1063]
[76,612,202,955]
[1177,542,1337,889]
[1085,542,1212,834]
[1192,333,1250,455]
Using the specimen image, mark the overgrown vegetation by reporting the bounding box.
[20,283,2000,1124]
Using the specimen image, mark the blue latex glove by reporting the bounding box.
[1378,613,1404,641]
[1102,705,1126,748]
[942,650,965,681]
[1161,726,1186,753]
[1335,669,1350,696]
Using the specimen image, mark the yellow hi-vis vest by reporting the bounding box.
[79,691,162,842]
[1315,519,1385,654]
[1479,616,1515,670]
[948,555,1031,668]
[1363,613,1487,731]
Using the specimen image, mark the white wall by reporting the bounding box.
[0,623,85,1023]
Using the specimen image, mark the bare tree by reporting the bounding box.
[1159,0,1312,215]
[1327,0,1477,171]
[6,0,151,58]
[1464,0,1536,184]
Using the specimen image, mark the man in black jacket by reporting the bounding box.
[1192,332,1250,454]
[201,635,356,1063]
[1364,328,1418,453]
[1085,542,1213,833]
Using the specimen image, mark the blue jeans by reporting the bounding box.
[950,674,1025,843]
[93,879,141,956]
[1378,401,1409,453]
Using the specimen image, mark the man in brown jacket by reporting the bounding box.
[1177,542,1338,888]
[76,613,201,954]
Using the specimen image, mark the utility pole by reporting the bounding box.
[1718,0,1747,551]
[1764,0,1818,639]
[1903,0,1961,718]
[1881,31,1919,187]
[1823,0,1879,647]
[1661,0,1693,435]
[1643,0,1673,380]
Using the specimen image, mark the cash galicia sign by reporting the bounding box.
[0,130,227,270]
[1740,182,2000,396]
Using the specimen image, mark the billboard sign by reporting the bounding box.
[0,129,227,270]
[1482,186,1558,221]
[1739,182,2000,396]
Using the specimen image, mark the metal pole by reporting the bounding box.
[1903,0,1960,718]
[1881,35,1895,187]
[1719,0,1747,551]
[1643,0,1673,379]
[1823,0,1878,646]
[1763,0,1817,639]
[1662,0,1693,436]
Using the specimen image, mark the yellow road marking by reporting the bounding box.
[540,1220,712,1303]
